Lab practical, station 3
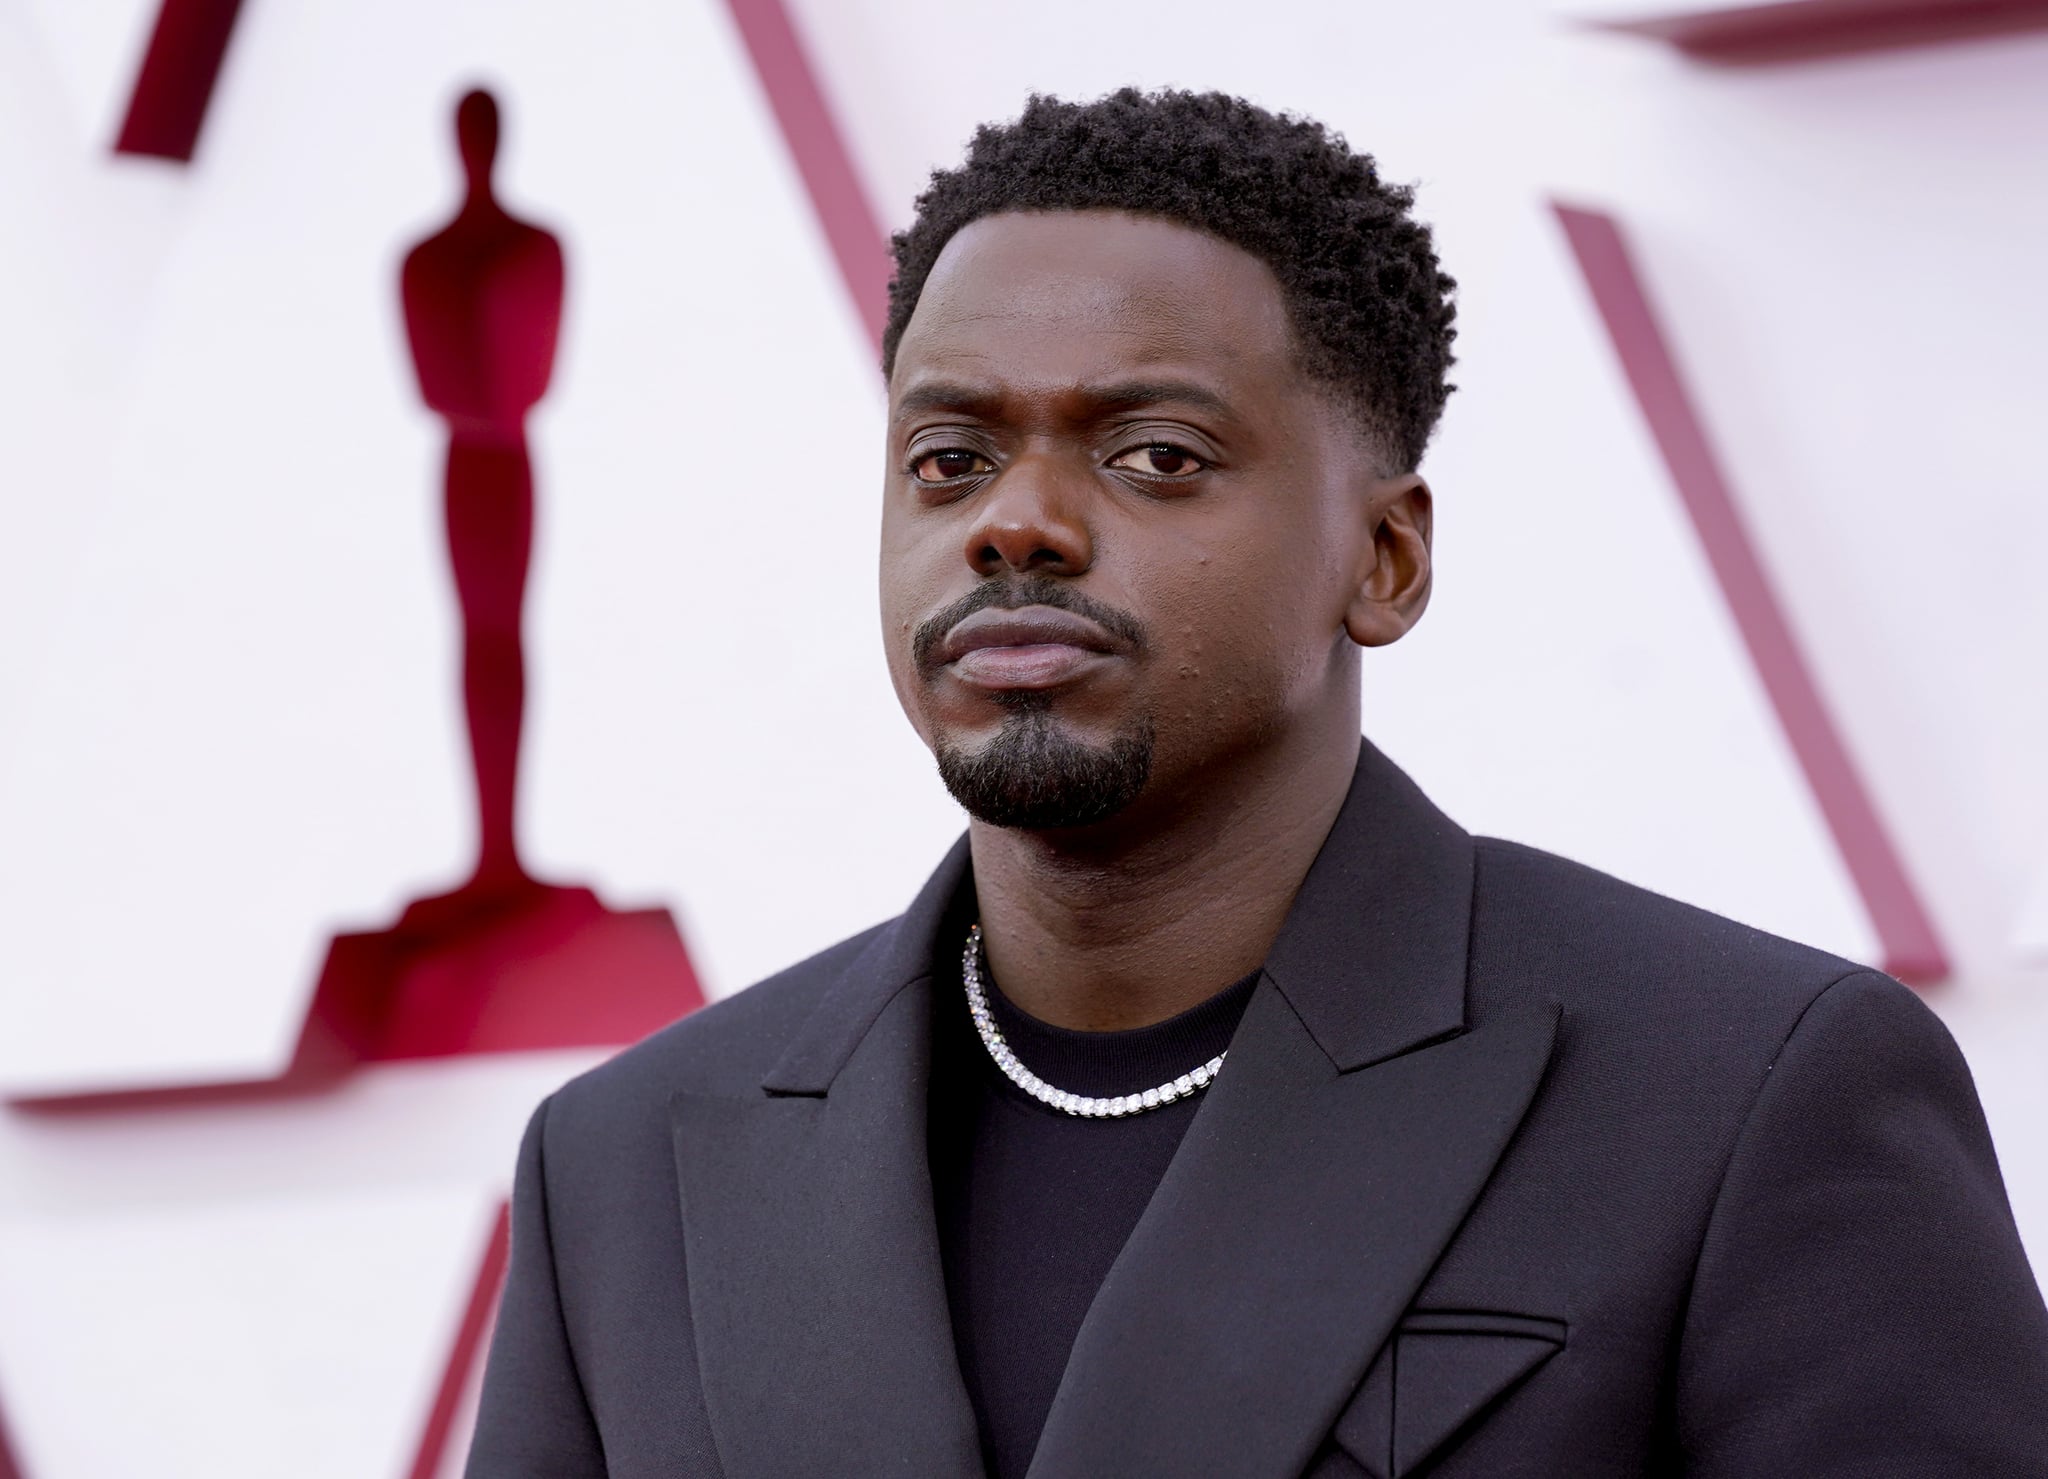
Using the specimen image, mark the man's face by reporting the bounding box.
[881,210,1414,832]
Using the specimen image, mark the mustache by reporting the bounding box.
[911,575,1149,678]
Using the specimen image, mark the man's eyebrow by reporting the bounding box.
[1079,379,1235,420]
[891,382,1005,424]
[891,377,1236,425]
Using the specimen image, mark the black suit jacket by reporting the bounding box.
[466,743,2048,1477]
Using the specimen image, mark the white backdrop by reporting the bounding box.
[1,1,2043,1472]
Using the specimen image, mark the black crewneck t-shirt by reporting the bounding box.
[927,940,1259,1479]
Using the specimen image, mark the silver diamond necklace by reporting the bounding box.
[960,924,1225,1119]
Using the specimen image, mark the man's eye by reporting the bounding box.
[912,449,993,482]
[1109,443,1206,477]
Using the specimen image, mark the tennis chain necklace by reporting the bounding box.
[960,923,1225,1118]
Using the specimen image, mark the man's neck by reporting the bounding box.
[968,721,1361,1032]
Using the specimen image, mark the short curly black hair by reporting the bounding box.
[882,88,1457,472]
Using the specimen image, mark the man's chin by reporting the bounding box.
[933,710,1155,831]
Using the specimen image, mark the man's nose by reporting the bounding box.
[965,452,1095,577]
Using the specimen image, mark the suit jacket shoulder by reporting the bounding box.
[553,918,890,1124]
[1470,834,1870,1045]
[1458,833,1912,1249]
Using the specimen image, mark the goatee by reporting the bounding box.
[936,699,1154,830]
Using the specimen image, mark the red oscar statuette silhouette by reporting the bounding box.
[16,90,700,1111]
[305,88,704,1067]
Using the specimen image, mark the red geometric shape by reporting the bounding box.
[0,1397,22,1479]
[721,0,893,354]
[407,1200,511,1479]
[313,889,697,1064]
[1553,202,1949,985]
[1585,0,2048,64]
[10,884,701,1112]
[114,0,247,161]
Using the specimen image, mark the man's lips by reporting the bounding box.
[935,605,1125,690]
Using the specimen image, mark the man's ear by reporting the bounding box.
[1344,473,1433,648]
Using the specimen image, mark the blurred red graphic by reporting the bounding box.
[407,1201,512,1479]
[1587,0,2048,64]
[115,0,245,161]
[1553,203,1948,985]
[724,0,892,353]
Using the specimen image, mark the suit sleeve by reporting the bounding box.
[465,1095,608,1478]
[1676,970,2048,1476]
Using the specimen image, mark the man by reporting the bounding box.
[466,90,2048,1477]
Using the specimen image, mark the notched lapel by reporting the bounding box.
[1333,1312,1567,1479]
[669,975,985,1479]
[1027,988,1559,1479]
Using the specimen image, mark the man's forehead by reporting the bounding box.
[893,210,1298,397]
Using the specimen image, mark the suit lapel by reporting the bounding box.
[670,842,986,1479]
[1028,741,1560,1479]
[1027,989,1558,1479]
